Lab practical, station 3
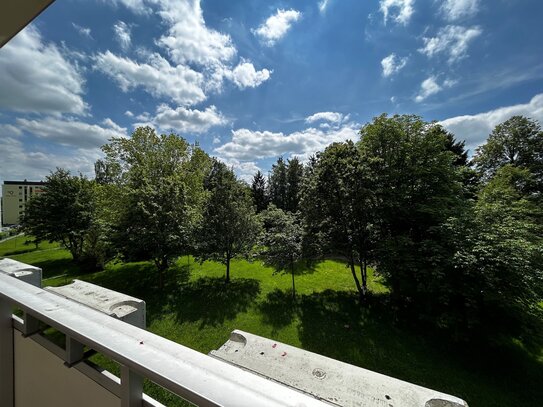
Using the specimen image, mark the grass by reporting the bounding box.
[2,238,542,407]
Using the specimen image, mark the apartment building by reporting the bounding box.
[1,181,46,226]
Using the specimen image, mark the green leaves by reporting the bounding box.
[100,127,212,286]
[474,116,543,185]
[195,160,261,282]
[21,168,95,262]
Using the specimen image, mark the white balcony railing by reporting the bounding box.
[0,273,331,407]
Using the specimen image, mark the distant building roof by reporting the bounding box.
[3,181,46,186]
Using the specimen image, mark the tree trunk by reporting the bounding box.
[290,262,296,301]
[349,253,363,300]
[225,254,231,283]
[155,258,167,290]
[360,257,368,303]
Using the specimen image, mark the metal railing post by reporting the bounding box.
[65,336,85,366]
[0,300,14,407]
[121,365,143,407]
[22,312,40,337]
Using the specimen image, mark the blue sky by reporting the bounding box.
[1,0,542,183]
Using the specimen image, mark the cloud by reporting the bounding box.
[440,0,480,21]
[414,76,456,102]
[305,112,346,124]
[95,1,272,101]
[440,93,543,151]
[107,0,150,15]
[318,0,332,14]
[415,76,442,102]
[379,0,414,25]
[136,104,228,134]
[215,122,360,162]
[419,25,482,63]
[0,136,102,184]
[381,53,408,77]
[252,9,302,46]
[15,116,127,150]
[113,21,131,51]
[0,124,22,136]
[0,26,87,115]
[227,60,272,89]
[94,50,206,106]
[155,0,236,66]
[218,158,261,183]
[72,23,92,39]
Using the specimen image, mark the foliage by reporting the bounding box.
[473,116,543,185]
[195,160,261,282]
[20,168,95,262]
[358,114,463,306]
[268,156,304,212]
[251,170,269,212]
[268,156,288,210]
[301,141,375,300]
[259,205,303,298]
[100,126,211,288]
[286,157,304,212]
[442,165,543,339]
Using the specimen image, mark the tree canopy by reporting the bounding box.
[21,168,95,262]
[473,116,543,185]
[100,126,211,287]
[196,160,261,283]
[259,205,303,298]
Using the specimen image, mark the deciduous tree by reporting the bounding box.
[473,116,543,185]
[259,205,303,299]
[21,168,95,262]
[101,127,210,288]
[196,160,261,283]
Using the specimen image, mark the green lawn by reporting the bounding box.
[2,238,542,407]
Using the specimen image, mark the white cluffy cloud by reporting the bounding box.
[415,76,456,102]
[15,116,127,150]
[155,0,236,66]
[108,0,150,15]
[135,104,228,134]
[215,121,359,162]
[440,0,480,21]
[228,60,272,89]
[381,53,408,77]
[252,9,302,46]
[72,23,92,39]
[379,0,415,25]
[305,112,347,125]
[420,25,482,63]
[440,93,543,151]
[0,136,103,184]
[94,51,206,106]
[96,0,272,105]
[0,26,87,115]
[113,21,132,51]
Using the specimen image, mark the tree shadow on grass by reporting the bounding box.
[169,277,260,328]
[37,258,81,279]
[258,289,297,334]
[296,289,543,407]
[3,247,38,256]
[86,262,191,325]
